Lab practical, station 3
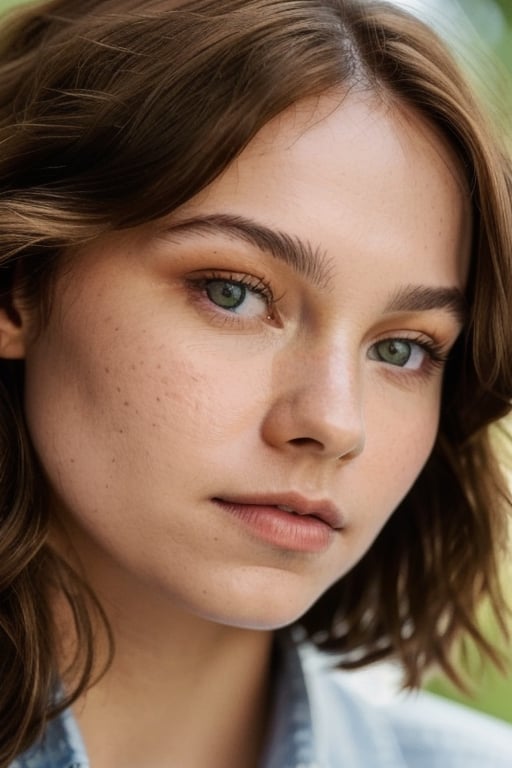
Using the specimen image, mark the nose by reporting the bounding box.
[260,341,365,462]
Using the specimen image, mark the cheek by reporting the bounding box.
[22,308,267,521]
[385,415,438,474]
[358,387,441,528]
[24,337,204,482]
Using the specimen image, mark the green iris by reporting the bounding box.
[375,339,411,366]
[206,280,245,310]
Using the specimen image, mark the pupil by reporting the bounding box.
[379,340,411,366]
[207,281,245,309]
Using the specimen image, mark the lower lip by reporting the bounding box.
[214,500,336,553]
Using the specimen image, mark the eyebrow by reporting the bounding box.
[160,213,334,289]
[161,213,467,323]
[386,284,467,324]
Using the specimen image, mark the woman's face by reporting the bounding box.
[20,91,470,628]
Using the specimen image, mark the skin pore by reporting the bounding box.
[6,89,470,768]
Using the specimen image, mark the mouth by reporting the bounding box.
[212,492,344,530]
[212,493,343,553]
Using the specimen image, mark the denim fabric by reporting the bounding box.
[10,707,89,768]
[300,645,512,768]
[11,637,512,768]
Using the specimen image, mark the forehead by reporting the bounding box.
[174,89,471,290]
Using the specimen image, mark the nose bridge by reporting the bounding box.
[264,334,366,460]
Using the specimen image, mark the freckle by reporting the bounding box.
[70,458,75,464]
[119,429,124,434]
[157,364,161,370]
[104,367,110,374]
[130,364,136,371]
[111,458,116,463]
[135,409,139,415]
[114,327,119,332]
[152,423,157,427]
[123,401,129,406]
[116,386,121,393]
[156,397,161,402]
[105,483,109,489]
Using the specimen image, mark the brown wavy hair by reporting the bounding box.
[0,0,511,763]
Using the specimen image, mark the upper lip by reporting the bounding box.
[214,492,344,530]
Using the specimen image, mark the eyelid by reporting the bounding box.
[186,269,272,296]
[375,312,465,344]
[371,327,454,353]
[184,270,280,326]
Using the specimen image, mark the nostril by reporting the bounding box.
[289,436,323,449]
[287,432,364,461]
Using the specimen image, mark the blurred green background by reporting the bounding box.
[0,0,31,12]
[1,0,511,725]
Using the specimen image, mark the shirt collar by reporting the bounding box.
[11,706,89,768]
[260,630,321,768]
[262,629,407,768]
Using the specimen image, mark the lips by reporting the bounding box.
[213,492,344,530]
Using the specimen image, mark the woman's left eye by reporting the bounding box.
[368,338,445,371]
[189,275,273,319]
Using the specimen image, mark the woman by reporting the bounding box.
[1,0,512,766]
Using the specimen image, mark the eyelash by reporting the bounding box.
[185,271,276,321]
[369,334,450,377]
[411,337,449,365]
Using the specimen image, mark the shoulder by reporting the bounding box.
[301,649,512,768]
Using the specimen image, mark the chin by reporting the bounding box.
[189,579,326,632]
[203,608,308,633]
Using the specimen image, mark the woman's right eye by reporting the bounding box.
[188,274,275,320]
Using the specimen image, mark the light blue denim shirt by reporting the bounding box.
[11,635,512,768]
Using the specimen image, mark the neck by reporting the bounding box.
[65,590,274,768]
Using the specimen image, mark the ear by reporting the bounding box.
[0,304,27,359]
